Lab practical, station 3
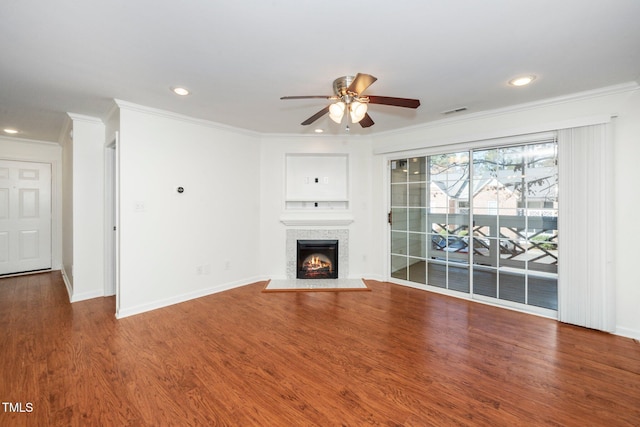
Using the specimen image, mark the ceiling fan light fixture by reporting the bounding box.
[349,101,368,123]
[329,101,345,123]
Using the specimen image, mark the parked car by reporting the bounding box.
[431,235,497,257]
[431,235,468,252]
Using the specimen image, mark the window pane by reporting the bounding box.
[408,182,426,207]
[444,215,469,237]
[499,271,526,304]
[428,233,447,260]
[408,233,426,258]
[445,235,470,264]
[391,255,408,280]
[448,265,469,293]
[408,208,426,232]
[391,183,407,206]
[528,275,558,310]
[391,159,408,183]
[473,267,497,298]
[391,231,407,255]
[407,260,426,284]
[473,237,498,268]
[408,157,426,182]
[428,212,448,235]
[391,208,407,231]
[427,260,447,288]
[473,184,499,215]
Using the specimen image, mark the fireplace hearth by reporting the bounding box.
[297,240,338,279]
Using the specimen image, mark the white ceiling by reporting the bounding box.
[1,0,639,142]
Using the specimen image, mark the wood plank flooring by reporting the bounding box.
[1,271,639,426]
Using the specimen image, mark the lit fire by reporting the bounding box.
[302,255,333,272]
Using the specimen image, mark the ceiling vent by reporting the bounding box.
[441,106,468,115]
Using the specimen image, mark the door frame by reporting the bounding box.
[104,133,119,309]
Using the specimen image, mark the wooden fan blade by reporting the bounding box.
[347,73,377,95]
[281,95,335,100]
[359,113,375,128]
[367,95,420,109]
[301,105,330,125]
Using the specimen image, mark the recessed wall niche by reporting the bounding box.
[285,154,348,210]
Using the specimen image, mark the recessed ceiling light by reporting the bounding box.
[314,129,324,133]
[3,128,19,134]
[509,75,536,87]
[171,87,190,96]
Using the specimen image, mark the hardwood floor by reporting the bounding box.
[1,271,639,426]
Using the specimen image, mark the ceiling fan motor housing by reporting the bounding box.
[333,76,356,98]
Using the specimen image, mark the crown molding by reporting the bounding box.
[1,134,63,147]
[374,81,639,139]
[67,112,104,124]
[104,101,119,121]
[108,81,638,143]
[113,99,262,138]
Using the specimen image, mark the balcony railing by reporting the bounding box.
[429,213,558,274]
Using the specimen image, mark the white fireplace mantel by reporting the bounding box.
[279,211,354,226]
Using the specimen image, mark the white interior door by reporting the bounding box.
[0,160,52,275]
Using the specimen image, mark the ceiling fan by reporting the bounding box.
[280,73,420,128]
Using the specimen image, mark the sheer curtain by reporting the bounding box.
[557,123,615,332]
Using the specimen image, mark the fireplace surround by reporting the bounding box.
[286,229,349,279]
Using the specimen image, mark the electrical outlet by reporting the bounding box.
[224,260,231,270]
[196,266,203,275]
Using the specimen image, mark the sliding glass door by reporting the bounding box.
[471,142,558,310]
[390,157,428,284]
[389,140,558,313]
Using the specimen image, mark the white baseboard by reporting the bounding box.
[71,289,105,303]
[115,276,267,319]
[61,268,73,302]
[360,274,385,282]
[615,327,640,340]
[61,267,105,302]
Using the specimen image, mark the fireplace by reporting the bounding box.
[297,240,338,279]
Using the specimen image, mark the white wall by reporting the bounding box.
[371,83,640,339]
[0,136,63,272]
[67,114,106,302]
[60,120,74,291]
[258,135,376,280]
[611,89,640,339]
[116,103,262,318]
